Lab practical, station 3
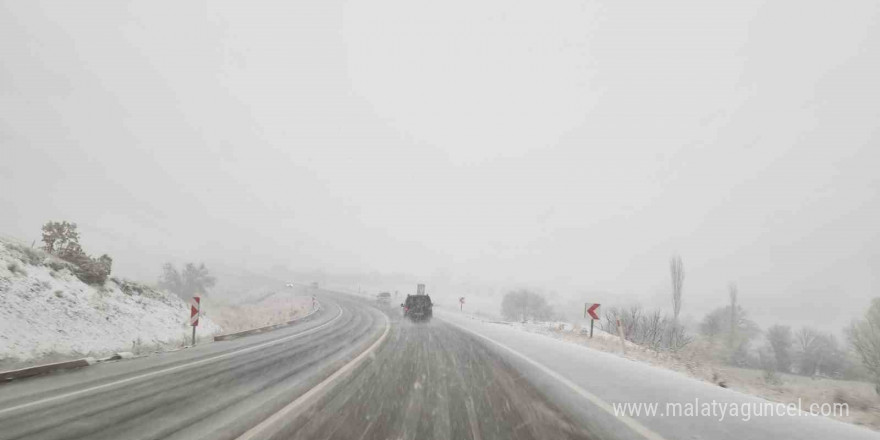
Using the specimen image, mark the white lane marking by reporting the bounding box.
[438,316,668,440]
[465,397,482,440]
[237,311,391,440]
[0,302,343,417]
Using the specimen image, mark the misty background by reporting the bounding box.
[2,1,878,333]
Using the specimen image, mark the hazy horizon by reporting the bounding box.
[3,1,878,334]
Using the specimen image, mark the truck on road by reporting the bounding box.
[402,285,433,322]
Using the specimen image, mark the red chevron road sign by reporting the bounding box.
[585,303,601,320]
[190,296,200,327]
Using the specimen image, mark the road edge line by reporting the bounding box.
[0,358,96,382]
[438,315,668,440]
[236,311,391,440]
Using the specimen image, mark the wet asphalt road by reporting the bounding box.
[270,307,592,440]
[0,293,593,440]
[0,294,383,440]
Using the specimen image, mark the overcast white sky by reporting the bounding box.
[2,0,878,331]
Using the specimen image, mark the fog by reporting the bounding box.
[2,1,878,333]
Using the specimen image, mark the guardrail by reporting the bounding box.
[0,357,96,382]
[213,302,323,342]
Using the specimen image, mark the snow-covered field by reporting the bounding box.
[0,240,221,369]
[209,288,313,334]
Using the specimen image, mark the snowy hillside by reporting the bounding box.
[0,239,221,367]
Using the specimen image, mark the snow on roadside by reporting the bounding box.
[471,314,880,431]
[209,289,313,334]
[0,240,221,368]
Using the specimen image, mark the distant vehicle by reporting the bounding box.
[402,292,433,322]
[376,291,391,306]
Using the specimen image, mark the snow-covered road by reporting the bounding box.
[437,309,878,440]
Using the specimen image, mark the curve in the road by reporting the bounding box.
[0,293,388,440]
[0,302,344,418]
[438,315,667,440]
[237,312,391,440]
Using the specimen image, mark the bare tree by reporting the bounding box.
[640,310,665,351]
[699,309,724,339]
[158,262,216,299]
[700,304,758,340]
[848,298,880,393]
[766,325,793,373]
[601,305,691,352]
[795,327,825,377]
[699,300,760,366]
[600,305,642,342]
[670,255,684,322]
[728,283,738,347]
[500,289,553,322]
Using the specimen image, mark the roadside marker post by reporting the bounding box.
[459,297,465,311]
[190,296,200,346]
[584,303,600,338]
[616,318,626,353]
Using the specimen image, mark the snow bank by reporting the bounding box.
[0,240,220,366]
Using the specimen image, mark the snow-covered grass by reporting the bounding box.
[490,317,880,430]
[0,240,221,369]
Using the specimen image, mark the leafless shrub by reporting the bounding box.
[666,322,693,352]
[9,243,46,266]
[640,310,665,351]
[6,261,27,276]
[833,389,876,412]
[47,259,73,272]
[601,304,692,353]
[759,347,783,385]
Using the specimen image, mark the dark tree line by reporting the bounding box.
[500,289,554,322]
[158,262,216,299]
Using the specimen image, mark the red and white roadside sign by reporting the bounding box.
[190,296,200,327]
[584,303,600,320]
[584,302,601,338]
